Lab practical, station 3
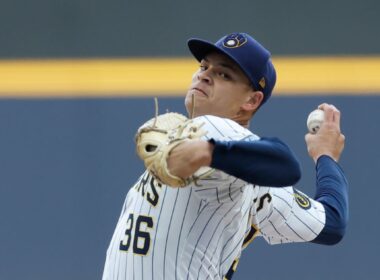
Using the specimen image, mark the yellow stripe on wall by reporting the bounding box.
[0,59,196,97]
[0,57,379,97]
[276,57,380,95]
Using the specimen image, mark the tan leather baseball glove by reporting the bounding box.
[135,112,211,187]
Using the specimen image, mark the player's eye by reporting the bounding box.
[218,72,230,80]
[199,64,207,71]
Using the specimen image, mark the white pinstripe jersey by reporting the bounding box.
[102,115,326,280]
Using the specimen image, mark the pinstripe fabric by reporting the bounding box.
[102,115,326,280]
[251,187,325,245]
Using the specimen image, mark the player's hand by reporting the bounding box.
[305,103,345,163]
[167,139,214,179]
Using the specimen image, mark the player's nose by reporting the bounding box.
[196,69,212,84]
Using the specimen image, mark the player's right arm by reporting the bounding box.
[167,115,301,187]
[209,137,300,186]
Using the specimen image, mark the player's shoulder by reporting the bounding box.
[193,115,259,141]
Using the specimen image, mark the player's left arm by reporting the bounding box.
[307,103,348,244]
[256,104,348,245]
[310,155,348,244]
[255,155,348,245]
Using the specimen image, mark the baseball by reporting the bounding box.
[307,109,325,134]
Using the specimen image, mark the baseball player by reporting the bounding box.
[102,33,348,280]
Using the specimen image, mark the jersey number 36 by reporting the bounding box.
[119,213,153,255]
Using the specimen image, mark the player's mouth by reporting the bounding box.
[191,87,208,97]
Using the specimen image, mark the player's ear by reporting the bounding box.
[241,91,264,112]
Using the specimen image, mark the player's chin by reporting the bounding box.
[185,97,207,117]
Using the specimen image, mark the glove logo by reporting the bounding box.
[294,189,311,210]
[223,33,247,48]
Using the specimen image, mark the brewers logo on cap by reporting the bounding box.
[223,33,248,48]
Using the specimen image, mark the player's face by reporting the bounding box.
[185,52,259,120]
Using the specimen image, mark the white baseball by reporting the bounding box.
[307,109,325,134]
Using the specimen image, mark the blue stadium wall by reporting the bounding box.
[0,0,379,279]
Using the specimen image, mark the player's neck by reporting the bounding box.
[232,115,250,128]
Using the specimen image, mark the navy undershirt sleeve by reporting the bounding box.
[311,155,349,245]
[209,137,301,186]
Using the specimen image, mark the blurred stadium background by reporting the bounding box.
[0,0,379,279]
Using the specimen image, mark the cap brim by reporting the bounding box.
[187,38,250,84]
[188,38,227,62]
[187,38,255,91]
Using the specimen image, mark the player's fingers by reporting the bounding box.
[333,107,341,126]
[325,104,341,131]
[318,103,333,122]
[317,103,329,111]
[321,104,334,123]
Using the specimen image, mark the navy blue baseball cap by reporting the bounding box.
[187,32,276,105]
